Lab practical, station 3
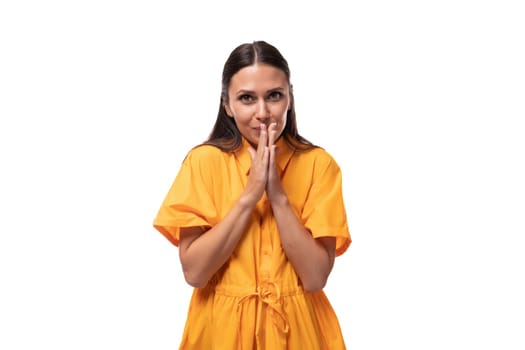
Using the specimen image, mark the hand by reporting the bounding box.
[265,123,285,201]
[244,124,270,206]
[245,123,285,206]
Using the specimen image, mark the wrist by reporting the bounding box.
[269,192,289,209]
[237,192,259,210]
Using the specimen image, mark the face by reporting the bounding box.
[224,63,290,147]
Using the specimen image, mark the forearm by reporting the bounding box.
[180,196,255,288]
[271,196,335,292]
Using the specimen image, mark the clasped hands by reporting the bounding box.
[245,123,284,205]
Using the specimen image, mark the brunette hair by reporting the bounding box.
[202,40,316,152]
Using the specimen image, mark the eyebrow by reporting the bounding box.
[235,87,286,95]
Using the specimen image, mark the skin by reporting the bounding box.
[178,63,336,292]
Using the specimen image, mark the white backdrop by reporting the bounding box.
[1,1,524,349]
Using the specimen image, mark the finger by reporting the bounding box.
[262,144,270,168]
[268,122,278,146]
[247,146,256,160]
[257,123,268,157]
[269,144,277,167]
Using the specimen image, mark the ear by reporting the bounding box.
[288,87,294,111]
[224,103,233,117]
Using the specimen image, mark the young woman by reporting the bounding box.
[153,40,351,349]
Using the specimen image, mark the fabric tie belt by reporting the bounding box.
[214,281,304,349]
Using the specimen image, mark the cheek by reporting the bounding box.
[278,117,287,134]
[274,106,288,124]
[231,103,253,119]
[232,111,252,126]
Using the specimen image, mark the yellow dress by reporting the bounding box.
[153,137,351,350]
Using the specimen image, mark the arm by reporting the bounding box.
[178,195,255,288]
[179,127,271,288]
[265,123,336,292]
[271,196,336,292]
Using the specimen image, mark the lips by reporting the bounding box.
[253,123,270,130]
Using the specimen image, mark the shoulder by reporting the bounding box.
[305,146,335,160]
[183,144,231,171]
[186,144,225,160]
[297,146,341,172]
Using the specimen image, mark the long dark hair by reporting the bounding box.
[202,41,316,152]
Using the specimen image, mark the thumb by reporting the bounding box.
[247,146,256,160]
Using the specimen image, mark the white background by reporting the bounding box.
[1,1,524,349]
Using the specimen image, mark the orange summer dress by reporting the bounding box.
[153,137,351,350]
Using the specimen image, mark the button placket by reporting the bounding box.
[259,199,272,278]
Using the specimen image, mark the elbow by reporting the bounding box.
[302,276,328,293]
[185,278,207,289]
[180,255,209,288]
[182,269,208,289]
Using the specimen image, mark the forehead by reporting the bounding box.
[229,63,288,91]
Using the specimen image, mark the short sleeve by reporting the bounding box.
[302,152,351,256]
[153,147,219,246]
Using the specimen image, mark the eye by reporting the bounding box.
[239,94,254,103]
[267,91,283,101]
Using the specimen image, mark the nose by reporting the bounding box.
[255,100,270,122]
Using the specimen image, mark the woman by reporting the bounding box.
[153,40,351,349]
